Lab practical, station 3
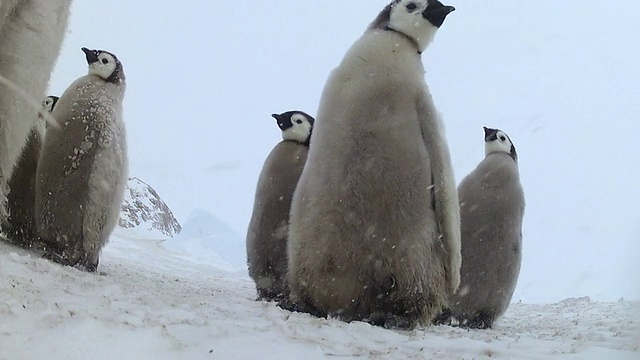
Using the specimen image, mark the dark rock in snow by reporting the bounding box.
[118,177,181,238]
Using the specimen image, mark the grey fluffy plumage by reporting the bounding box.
[35,48,128,271]
[436,127,525,329]
[2,96,58,248]
[0,0,72,230]
[285,0,459,329]
[246,111,314,301]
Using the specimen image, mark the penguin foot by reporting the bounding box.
[277,298,327,319]
[367,312,417,330]
[42,248,74,266]
[432,308,454,326]
[256,287,289,302]
[41,248,98,272]
[460,310,494,329]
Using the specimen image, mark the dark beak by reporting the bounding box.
[483,126,497,141]
[81,47,99,64]
[423,4,455,28]
[271,113,283,122]
[271,113,291,131]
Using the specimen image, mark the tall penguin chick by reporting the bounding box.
[438,126,525,329]
[0,0,72,230]
[35,47,128,272]
[286,0,460,329]
[3,96,59,248]
[246,111,315,301]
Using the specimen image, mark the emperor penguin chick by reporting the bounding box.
[286,0,460,329]
[440,126,525,329]
[0,0,72,228]
[3,96,59,248]
[35,47,128,272]
[246,111,315,301]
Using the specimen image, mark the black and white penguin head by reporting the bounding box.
[82,47,125,84]
[385,0,456,52]
[484,126,518,162]
[41,95,59,114]
[38,95,59,126]
[271,111,315,145]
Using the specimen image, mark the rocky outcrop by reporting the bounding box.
[118,177,181,238]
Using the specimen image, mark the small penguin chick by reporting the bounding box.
[384,0,456,53]
[81,47,125,84]
[483,126,517,162]
[42,95,60,113]
[271,111,315,145]
[38,95,59,121]
[2,94,59,248]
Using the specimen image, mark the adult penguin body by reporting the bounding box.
[439,127,525,329]
[35,47,128,272]
[0,0,72,227]
[246,111,315,301]
[286,0,460,329]
[3,96,58,247]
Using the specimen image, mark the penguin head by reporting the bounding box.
[81,47,125,85]
[38,95,59,126]
[271,111,315,145]
[41,95,59,114]
[384,0,455,53]
[483,126,518,162]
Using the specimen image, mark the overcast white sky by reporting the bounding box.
[48,1,639,303]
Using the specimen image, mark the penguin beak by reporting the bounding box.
[423,4,455,28]
[271,113,287,130]
[81,47,99,64]
[483,126,497,142]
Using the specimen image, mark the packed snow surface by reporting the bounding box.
[1,232,638,360]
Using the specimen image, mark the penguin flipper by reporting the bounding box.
[416,92,462,294]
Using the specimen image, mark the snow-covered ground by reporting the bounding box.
[1,231,638,360]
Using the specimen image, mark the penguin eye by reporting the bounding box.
[101,58,109,64]
[499,135,506,141]
[295,119,303,124]
[405,2,418,12]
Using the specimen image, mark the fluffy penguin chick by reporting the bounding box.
[286,0,460,329]
[35,47,128,272]
[438,126,525,329]
[246,111,315,301]
[3,96,59,247]
[0,0,72,228]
